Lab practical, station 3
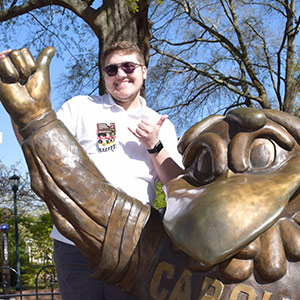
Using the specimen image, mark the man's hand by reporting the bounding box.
[0,47,55,128]
[129,115,168,149]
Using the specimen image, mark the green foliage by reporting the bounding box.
[0,208,54,287]
[127,0,163,13]
[127,0,140,12]
[153,182,166,209]
[0,161,54,288]
[21,212,54,265]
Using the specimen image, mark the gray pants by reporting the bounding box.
[53,240,139,300]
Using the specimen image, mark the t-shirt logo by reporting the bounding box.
[97,123,116,152]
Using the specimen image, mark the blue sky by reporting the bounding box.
[0,50,64,175]
[0,103,26,171]
[0,5,101,177]
[0,6,88,176]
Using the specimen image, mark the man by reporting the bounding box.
[4,41,183,299]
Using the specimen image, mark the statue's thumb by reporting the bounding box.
[36,46,55,70]
[26,47,55,101]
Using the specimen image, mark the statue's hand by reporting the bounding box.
[0,47,55,128]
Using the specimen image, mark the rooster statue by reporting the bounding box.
[0,47,299,299]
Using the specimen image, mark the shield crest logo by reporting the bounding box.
[97,123,116,152]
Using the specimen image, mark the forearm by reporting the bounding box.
[20,112,151,279]
[149,148,185,185]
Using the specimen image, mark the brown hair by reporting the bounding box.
[101,41,145,66]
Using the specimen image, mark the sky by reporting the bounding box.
[1,2,298,178]
[0,103,25,171]
[0,51,64,176]
[0,5,97,177]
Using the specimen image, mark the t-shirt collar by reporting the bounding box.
[106,94,146,116]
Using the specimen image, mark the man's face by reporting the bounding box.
[103,51,147,109]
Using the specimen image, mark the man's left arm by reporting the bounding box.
[129,115,185,185]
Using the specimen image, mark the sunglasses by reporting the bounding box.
[103,62,142,77]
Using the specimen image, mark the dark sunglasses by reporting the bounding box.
[103,62,142,77]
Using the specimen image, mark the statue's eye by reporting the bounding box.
[197,150,213,177]
[250,139,275,169]
[181,132,228,186]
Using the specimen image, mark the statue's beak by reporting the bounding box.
[164,155,300,266]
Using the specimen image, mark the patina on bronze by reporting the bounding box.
[1,47,300,299]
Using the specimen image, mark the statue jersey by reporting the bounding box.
[50,94,182,245]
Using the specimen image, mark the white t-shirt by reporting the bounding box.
[50,94,182,244]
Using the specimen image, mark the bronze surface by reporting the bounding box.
[1,47,300,299]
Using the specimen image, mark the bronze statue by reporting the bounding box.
[0,47,300,299]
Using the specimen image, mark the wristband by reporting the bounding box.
[19,110,57,139]
[147,140,163,154]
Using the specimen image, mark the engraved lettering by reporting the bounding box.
[198,277,224,300]
[229,284,256,300]
[149,263,292,300]
[150,262,175,300]
[262,291,272,300]
[168,269,192,300]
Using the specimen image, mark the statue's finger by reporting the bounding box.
[20,48,37,75]
[9,49,35,85]
[0,56,19,83]
[36,46,55,69]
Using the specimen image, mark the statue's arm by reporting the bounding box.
[0,47,151,283]
[21,113,151,277]
[0,47,189,299]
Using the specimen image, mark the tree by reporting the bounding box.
[147,0,300,129]
[0,163,46,213]
[1,1,300,133]
[0,0,151,98]
[0,161,53,287]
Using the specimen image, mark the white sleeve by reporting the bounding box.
[56,96,83,137]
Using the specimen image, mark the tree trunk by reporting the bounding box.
[283,0,298,114]
[97,0,151,95]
